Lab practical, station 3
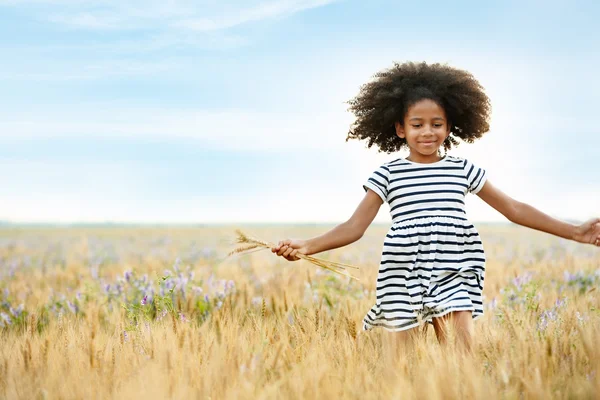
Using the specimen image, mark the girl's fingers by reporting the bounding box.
[273,239,291,253]
[277,245,289,256]
[272,239,301,256]
[283,247,294,257]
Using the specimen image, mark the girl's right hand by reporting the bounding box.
[271,239,309,262]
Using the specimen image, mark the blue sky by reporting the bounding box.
[1,0,598,223]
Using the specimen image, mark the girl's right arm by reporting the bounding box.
[272,189,384,261]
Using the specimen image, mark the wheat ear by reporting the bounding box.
[229,230,360,281]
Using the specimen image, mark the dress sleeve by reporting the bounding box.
[362,164,389,203]
[463,158,487,194]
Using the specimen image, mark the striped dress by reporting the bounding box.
[362,155,487,332]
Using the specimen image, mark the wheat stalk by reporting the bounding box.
[229,230,360,281]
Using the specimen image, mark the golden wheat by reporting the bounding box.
[0,225,598,399]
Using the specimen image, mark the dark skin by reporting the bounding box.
[273,98,600,350]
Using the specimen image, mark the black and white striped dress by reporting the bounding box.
[362,155,487,332]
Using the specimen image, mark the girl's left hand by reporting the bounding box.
[573,218,600,246]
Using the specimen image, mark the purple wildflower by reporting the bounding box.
[90,264,99,280]
[67,300,78,314]
[537,305,560,332]
[192,286,203,296]
[7,262,17,277]
[156,309,168,321]
[226,280,235,292]
[10,304,24,318]
[512,272,533,290]
[555,297,567,308]
[564,271,577,282]
[0,312,11,326]
[141,295,148,306]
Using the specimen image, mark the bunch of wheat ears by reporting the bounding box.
[229,230,360,281]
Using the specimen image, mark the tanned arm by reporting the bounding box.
[272,189,384,261]
[476,180,600,245]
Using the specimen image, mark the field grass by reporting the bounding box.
[0,224,599,399]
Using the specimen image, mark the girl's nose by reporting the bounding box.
[423,124,434,133]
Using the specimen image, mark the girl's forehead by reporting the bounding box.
[406,99,446,117]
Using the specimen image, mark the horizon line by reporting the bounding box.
[0,220,523,227]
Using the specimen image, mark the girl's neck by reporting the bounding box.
[406,151,445,164]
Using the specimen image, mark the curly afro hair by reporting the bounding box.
[346,61,491,153]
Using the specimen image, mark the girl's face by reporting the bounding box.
[394,99,451,162]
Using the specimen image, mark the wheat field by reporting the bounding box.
[0,224,599,399]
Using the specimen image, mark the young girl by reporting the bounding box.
[272,61,600,349]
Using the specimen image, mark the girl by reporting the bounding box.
[272,61,600,350]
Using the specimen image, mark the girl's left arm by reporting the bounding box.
[476,180,600,247]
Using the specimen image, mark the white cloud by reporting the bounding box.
[174,0,338,31]
[0,0,340,63]
[1,0,340,31]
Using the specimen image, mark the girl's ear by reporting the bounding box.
[446,122,452,138]
[394,121,405,138]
